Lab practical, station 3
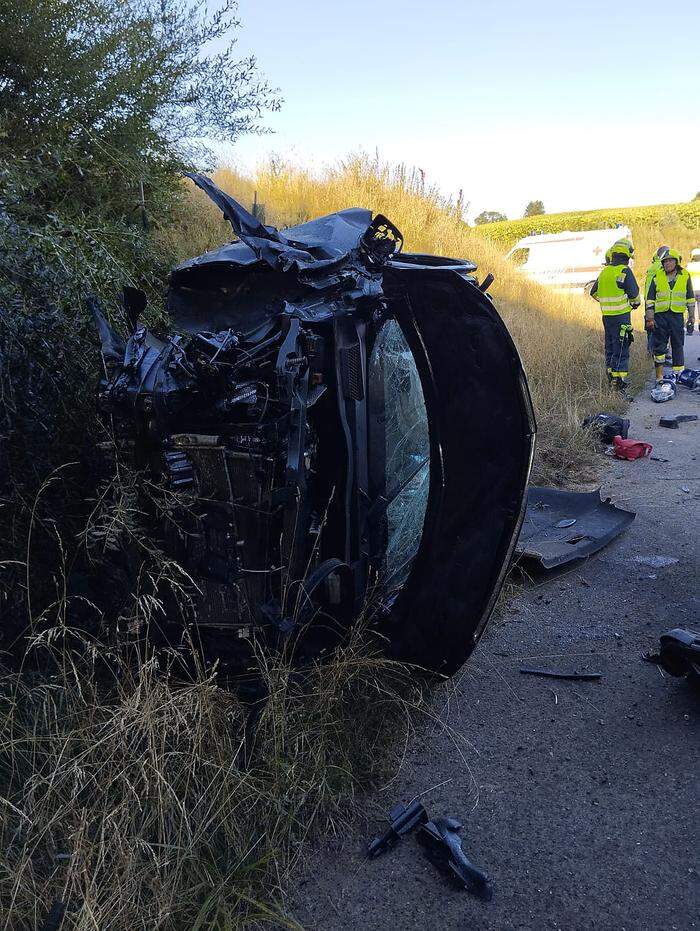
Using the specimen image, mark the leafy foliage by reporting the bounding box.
[0,200,170,648]
[474,209,507,225]
[524,199,545,217]
[0,0,277,649]
[0,0,280,221]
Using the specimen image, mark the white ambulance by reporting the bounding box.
[505,227,633,294]
[686,247,700,295]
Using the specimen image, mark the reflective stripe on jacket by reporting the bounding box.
[593,264,634,315]
[649,268,694,314]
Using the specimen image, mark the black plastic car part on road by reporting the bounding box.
[93,174,535,677]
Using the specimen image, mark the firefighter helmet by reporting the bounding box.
[610,238,634,259]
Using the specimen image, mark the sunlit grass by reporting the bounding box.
[174,155,640,484]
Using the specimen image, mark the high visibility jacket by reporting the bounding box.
[644,257,662,300]
[650,268,694,314]
[594,264,634,315]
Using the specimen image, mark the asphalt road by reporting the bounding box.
[292,334,700,931]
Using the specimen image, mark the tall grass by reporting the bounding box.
[0,575,423,929]
[0,455,430,929]
[186,155,640,484]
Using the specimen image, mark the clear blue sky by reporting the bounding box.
[226,0,700,219]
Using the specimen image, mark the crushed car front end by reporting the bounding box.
[93,175,535,676]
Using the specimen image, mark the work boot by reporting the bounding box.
[613,378,633,401]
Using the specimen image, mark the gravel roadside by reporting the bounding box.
[292,333,700,931]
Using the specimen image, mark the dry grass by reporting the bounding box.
[0,623,423,929]
[5,156,675,929]
[0,465,428,929]
[179,155,641,484]
[629,222,699,282]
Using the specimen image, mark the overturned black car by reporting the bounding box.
[93,175,535,676]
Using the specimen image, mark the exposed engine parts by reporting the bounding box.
[92,175,535,675]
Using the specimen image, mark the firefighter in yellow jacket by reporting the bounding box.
[590,238,640,393]
[644,246,669,354]
[645,248,695,384]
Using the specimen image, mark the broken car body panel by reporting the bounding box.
[516,487,635,570]
[94,175,535,676]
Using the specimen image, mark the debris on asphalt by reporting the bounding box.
[650,455,670,462]
[659,414,699,429]
[643,628,700,682]
[582,412,630,444]
[366,800,428,858]
[613,436,653,460]
[519,667,602,681]
[651,381,676,403]
[634,555,679,569]
[676,368,700,390]
[517,487,635,570]
[417,817,493,901]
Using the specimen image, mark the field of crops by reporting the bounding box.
[475,200,700,248]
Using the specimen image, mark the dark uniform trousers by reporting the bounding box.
[603,312,631,375]
[653,312,685,368]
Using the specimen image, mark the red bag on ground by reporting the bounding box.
[613,435,653,460]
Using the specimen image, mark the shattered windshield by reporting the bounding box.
[368,319,430,597]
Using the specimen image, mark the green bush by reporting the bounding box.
[0,0,278,647]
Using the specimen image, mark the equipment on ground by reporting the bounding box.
[582,412,630,444]
[644,628,700,683]
[367,801,428,858]
[613,436,653,460]
[417,817,493,900]
[651,381,676,403]
[677,368,700,390]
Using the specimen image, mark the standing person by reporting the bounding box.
[645,248,695,385]
[590,238,640,394]
[645,246,669,353]
[687,281,697,336]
